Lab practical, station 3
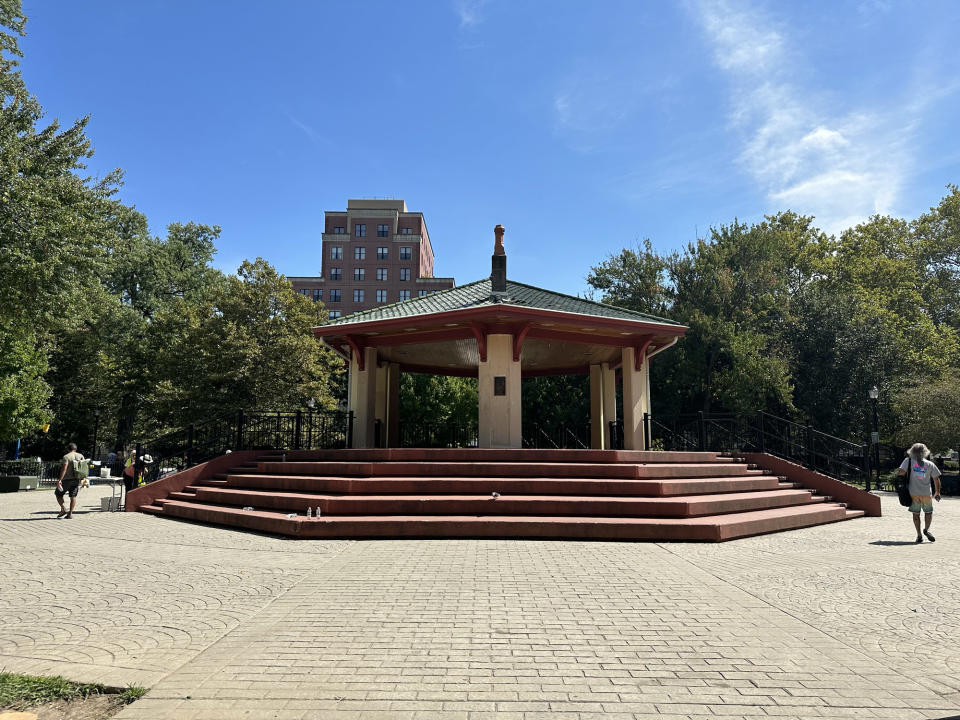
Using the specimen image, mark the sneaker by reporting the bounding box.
[64,514,72,519]
[924,530,936,543]
[56,510,66,519]
[916,535,923,543]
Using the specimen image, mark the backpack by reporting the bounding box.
[896,463,912,507]
[71,458,90,479]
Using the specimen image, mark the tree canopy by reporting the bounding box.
[588,191,960,451]
[1,2,341,456]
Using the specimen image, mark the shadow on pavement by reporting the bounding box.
[870,540,925,546]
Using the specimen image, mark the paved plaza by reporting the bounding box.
[1,485,958,720]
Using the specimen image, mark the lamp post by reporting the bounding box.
[91,409,101,462]
[868,386,880,492]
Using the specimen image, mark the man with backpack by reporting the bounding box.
[55,442,87,519]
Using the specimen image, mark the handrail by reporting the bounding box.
[629,410,872,490]
[133,408,353,485]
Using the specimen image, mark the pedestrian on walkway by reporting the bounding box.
[55,442,85,519]
[897,442,942,543]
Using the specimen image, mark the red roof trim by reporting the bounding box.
[313,304,686,339]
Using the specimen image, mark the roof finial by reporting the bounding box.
[494,224,505,256]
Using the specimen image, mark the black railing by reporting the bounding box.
[134,409,353,485]
[522,422,591,449]
[399,421,477,448]
[608,410,871,489]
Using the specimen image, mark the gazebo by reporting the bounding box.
[314,226,687,449]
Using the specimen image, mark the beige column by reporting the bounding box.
[589,363,604,449]
[478,333,522,448]
[348,346,379,448]
[386,362,400,447]
[621,347,649,450]
[602,362,617,448]
[374,363,387,448]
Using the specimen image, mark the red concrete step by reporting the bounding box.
[279,448,733,465]
[194,478,228,487]
[219,473,784,497]
[140,504,163,515]
[248,461,760,480]
[154,500,854,542]
[189,486,819,518]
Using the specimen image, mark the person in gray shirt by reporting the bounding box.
[897,442,942,543]
[56,442,85,519]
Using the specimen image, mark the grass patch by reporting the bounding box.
[0,672,146,710]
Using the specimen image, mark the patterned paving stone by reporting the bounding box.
[1,486,958,719]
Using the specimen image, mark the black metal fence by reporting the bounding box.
[609,411,872,489]
[522,422,591,449]
[134,409,352,484]
[399,422,478,448]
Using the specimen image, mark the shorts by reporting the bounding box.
[56,479,80,498]
[909,495,933,514]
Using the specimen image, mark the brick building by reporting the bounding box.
[289,199,455,319]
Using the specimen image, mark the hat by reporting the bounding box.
[142,454,154,464]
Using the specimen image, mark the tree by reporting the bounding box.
[149,259,340,429]
[399,374,478,429]
[0,0,123,440]
[893,370,960,453]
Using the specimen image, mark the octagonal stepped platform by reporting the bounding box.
[135,448,866,542]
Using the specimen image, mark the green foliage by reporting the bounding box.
[399,374,477,428]
[149,258,339,429]
[588,196,960,444]
[893,370,960,453]
[0,671,147,710]
[0,4,340,451]
[522,375,589,428]
[0,671,106,708]
[585,239,671,316]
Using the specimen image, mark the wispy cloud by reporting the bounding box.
[694,0,921,234]
[552,70,678,153]
[285,113,329,149]
[455,0,490,29]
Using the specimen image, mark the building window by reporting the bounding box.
[329,310,341,319]
[330,268,342,280]
[399,268,411,281]
[399,290,411,301]
[401,227,413,235]
[418,289,427,297]
[353,289,364,303]
[353,268,365,281]
[399,246,412,260]
[313,289,322,301]
[333,227,345,234]
[354,223,366,237]
[377,224,389,237]
[377,247,388,260]
[375,268,387,281]
[376,289,387,303]
[330,246,342,259]
[329,289,341,303]
[298,289,308,295]
[354,246,366,260]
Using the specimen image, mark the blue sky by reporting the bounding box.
[20,0,960,296]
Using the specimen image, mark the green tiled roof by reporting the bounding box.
[320,278,684,328]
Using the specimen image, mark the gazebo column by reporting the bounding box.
[374,363,387,448]
[589,364,604,449]
[347,346,379,448]
[621,347,649,450]
[602,362,617,448]
[386,362,400,447]
[478,333,521,448]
